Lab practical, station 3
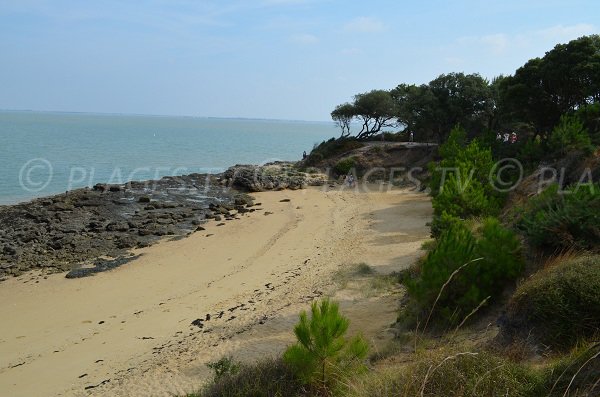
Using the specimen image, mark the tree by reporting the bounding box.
[391,73,494,143]
[283,299,368,391]
[498,35,600,133]
[352,90,399,139]
[331,103,355,137]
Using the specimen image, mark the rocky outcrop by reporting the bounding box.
[222,162,327,192]
[0,173,249,280]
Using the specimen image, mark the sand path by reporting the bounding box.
[0,187,431,396]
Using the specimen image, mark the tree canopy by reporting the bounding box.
[330,35,600,143]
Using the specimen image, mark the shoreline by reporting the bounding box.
[0,186,432,397]
[0,163,327,280]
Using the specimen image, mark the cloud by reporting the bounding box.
[343,17,385,33]
[457,23,599,57]
[535,23,597,41]
[290,33,319,44]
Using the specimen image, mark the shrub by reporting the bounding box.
[348,349,544,397]
[283,299,369,392]
[304,138,364,166]
[515,183,600,251]
[206,356,240,381]
[428,126,505,237]
[548,114,594,157]
[197,357,306,397]
[406,218,524,327]
[502,255,600,350]
[333,157,356,176]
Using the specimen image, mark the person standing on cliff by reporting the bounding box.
[409,131,414,143]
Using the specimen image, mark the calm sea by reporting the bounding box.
[0,111,337,204]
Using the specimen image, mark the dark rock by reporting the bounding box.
[138,196,151,203]
[105,222,129,232]
[191,319,204,328]
[279,198,291,202]
[108,186,121,192]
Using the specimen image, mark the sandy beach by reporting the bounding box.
[0,186,432,397]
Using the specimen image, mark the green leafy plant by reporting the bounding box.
[547,114,594,157]
[283,299,369,391]
[428,126,505,237]
[206,356,241,381]
[406,218,524,327]
[334,157,356,176]
[515,183,600,251]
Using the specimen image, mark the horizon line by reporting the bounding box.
[0,108,332,124]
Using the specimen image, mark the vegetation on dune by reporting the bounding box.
[502,255,600,350]
[192,35,600,397]
[349,348,545,397]
[402,217,524,327]
[513,183,600,251]
[283,299,369,394]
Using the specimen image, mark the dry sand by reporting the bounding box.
[0,186,432,397]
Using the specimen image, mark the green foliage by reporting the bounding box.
[352,90,399,139]
[504,255,600,350]
[575,102,600,146]
[547,114,594,157]
[283,299,369,391]
[206,356,240,381]
[391,73,495,143]
[514,183,600,251]
[499,35,600,132]
[331,102,355,137]
[303,137,364,166]
[349,349,545,397]
[406,218,524,326]
[333,157,356,176]
[428,127,504,236]
[197,357,306,397]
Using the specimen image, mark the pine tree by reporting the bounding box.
[283,299,368,391]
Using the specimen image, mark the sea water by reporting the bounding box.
[0,111,337,204]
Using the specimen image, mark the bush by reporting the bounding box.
[548,114,594,157]
[196,357,307,397]
[428,126,505,237]
[348,349,544,397]
[502,255,600,350]
[304,138,364,166]
[206,356,240,381]
[333,157,356,176]
[405,218,524,327]
[283,299,369,392]
[515,183,600,251]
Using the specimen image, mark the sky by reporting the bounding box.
[0,0,599,121]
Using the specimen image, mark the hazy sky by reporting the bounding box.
[1,0,599,121]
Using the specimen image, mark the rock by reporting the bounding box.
[214,215,222,221]
[196,226,206,231]
[191,319,204,328]
[105,222,129,232]
[108,185,121,192]
[279,198,291,202]
[138,196,151,203]
[3,246,17,256]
